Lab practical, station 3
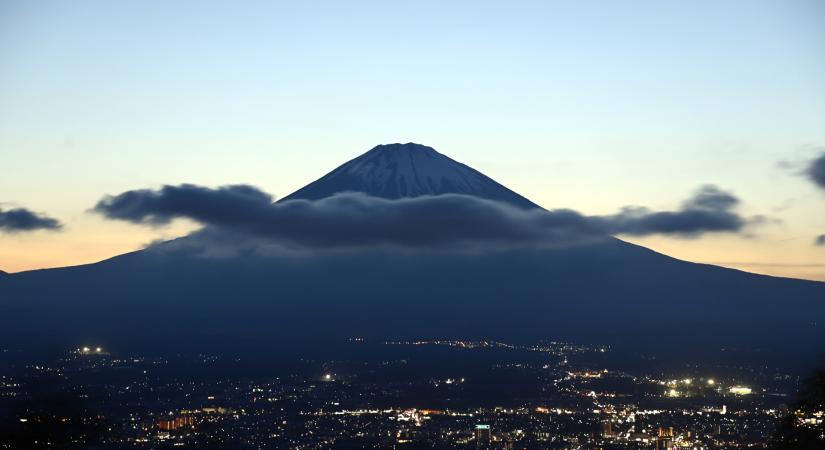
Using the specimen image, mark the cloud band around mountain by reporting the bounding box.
[93,183,763,250]
[96,187,604,249]
[0,207,62,233]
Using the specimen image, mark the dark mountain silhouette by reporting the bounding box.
[0,144,823,364]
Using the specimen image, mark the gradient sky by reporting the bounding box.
[1,0,824,279]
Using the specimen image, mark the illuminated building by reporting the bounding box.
[475,424,491,449]
[656,426,674,450]
[157,415,195,431]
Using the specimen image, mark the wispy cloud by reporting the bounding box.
[710,261,825,268]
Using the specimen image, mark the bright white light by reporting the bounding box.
[729,386,752,395]
[95,347,102,353]
[707,379,715,385]
[82,347,90,353]
[324,374,332,381]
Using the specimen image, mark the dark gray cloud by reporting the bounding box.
[807,152,825,190]
[682,185,739,210]
[0,207,62,233]
[804,151,825,247]
[597,185,749,237]
[93,184,274,225]
[93,183,762,250]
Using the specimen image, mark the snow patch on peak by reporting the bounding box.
[342,143,488,195]
[282,143,539,209]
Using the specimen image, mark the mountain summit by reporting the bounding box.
[282,143,539,208]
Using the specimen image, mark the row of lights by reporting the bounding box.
[78,346,104,354]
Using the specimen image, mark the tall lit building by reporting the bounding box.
[656,426,674,450]
[157,415,194,431]
[475,424,491,449]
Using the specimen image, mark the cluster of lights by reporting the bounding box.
[663,377,722,398]
[78,346,104,355]
[729,386,752,395]
[664,377,752,397]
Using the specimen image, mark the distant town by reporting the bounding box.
[0,338,820,449]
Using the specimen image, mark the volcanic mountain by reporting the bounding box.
[0,143,823,364]
[282,143,539,208]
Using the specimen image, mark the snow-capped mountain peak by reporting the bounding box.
[282,143,539,208]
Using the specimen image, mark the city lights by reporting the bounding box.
[730,386,752,395]
[2,341,798,449]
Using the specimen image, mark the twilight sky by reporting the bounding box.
[1,0,824,280]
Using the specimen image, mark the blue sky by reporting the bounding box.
[1,0,824,278]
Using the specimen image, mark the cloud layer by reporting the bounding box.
[96,186,604,249]
[0,207,62,233]
[93,183,761,251]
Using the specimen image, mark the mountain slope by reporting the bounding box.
[0,238,822,366]
[0,143,823,364]
[281,143,539,208]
